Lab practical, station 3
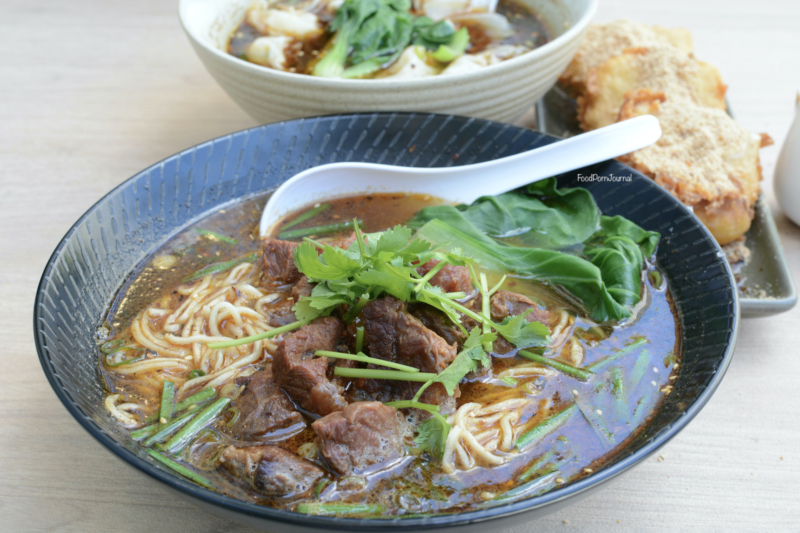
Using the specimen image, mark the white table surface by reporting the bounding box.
[2,0,799,531]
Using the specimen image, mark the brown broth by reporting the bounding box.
[227,0,551,76]
[101,190,680,517]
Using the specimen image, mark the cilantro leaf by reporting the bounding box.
[413,412,451,460]
[413,328,494,401]
[374,225,414,256]
[295,242,357,280]
[493,311,551,349]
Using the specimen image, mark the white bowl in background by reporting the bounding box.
[179,0,597,124]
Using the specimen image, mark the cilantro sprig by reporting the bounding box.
[293,220,551,350]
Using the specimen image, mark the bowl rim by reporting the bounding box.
[178,0,599,86]
[34,113,739,530]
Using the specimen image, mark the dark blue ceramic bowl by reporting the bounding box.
[34,113,738,532]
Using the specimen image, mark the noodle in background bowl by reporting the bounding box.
[178,0,598,124]
[34,113,738,532]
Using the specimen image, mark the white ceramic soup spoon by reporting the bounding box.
[259,115,661,236]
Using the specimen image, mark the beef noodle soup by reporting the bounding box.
[226,0,551,78]
[100,184,679,517]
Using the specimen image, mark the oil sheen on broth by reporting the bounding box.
[100,192,679,516]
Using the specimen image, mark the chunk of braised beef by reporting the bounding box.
[263,298,297,327]
[491,290,551,325]
[353,296,457,412]
[409,303,466,348]
[416,259,473,294]
[220,445,325,498]
[273,317,347,416]
[463,291,551,354]
[262,239,301,284]
[291,276,314,300]
[228,366,304,438]
[312,402,405,475]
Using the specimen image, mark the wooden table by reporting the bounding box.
[2,0,798,530]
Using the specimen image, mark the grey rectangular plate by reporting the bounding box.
[535,86,797,318]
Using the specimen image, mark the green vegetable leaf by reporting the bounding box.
[493,312,551,349]
[412,328,493,401]
[411,179,660,323]
[413,412,451,460]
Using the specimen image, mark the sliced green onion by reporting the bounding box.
[162,398,231,454]
[516,404,577,450]
[518,350,592,381]
[174,388,217,413]
[501,376,518,387]
[280,202,331,231]
[187,369,206,380]
[587,337,648,371]
[313,478,332,499]
[159,380,176,423]
[130,423,159,441]
[610,367,624,400]
[315,350,419,373]
[573,394,615,446]
[147,450,213,489]
[181,252,259,283]
[278,219,363,241]
[195,228,238,245]
[355,326,364,354]
[296,502,385,516]
[207,319,307,349]
[220,382,241,400]
[630,348,652,387]
[384,400,440,413]
[225,406,241,428]
[105,348,145,367]
[144,407,201,447]
[99,339,125,354]
[518,450,557,482]
[333,367,436,382]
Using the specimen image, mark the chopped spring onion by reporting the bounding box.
[500,376,518,387]
[225,406,241,428]
[518,450,557,482]
[296,502,385,516]
[315,350,419,373]
[206,319,308,349]
[280,202,331,231]
[516,404,577,450]
[162,398,231,454]
[278,219,363,240]
[333,367,436,382]
[587,337,648,371]
[130,423,159,441]
[220,382,241,400]
[99,339,126,354]
[159,380,176,423]
[384,400,440,413]
[187,369,206,380]
[144,407,201,447]
[147,450,213,489]
[105,348,145,367]
[195,228,238,245]
[518,350,593,381]
[610,367,624,400]
[181,252,259,283]
[355,326,364,354]
[312,478,332,499]
[174,388,217,412]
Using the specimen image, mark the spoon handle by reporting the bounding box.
[452,115,662,203]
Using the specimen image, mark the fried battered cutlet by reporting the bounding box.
[616,89,771,244]
[579,46,728,131]
[560,20,694,93]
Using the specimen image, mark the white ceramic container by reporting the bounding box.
[775,93,800,226]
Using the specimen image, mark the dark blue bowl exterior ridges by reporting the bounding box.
[34,113,737,531]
